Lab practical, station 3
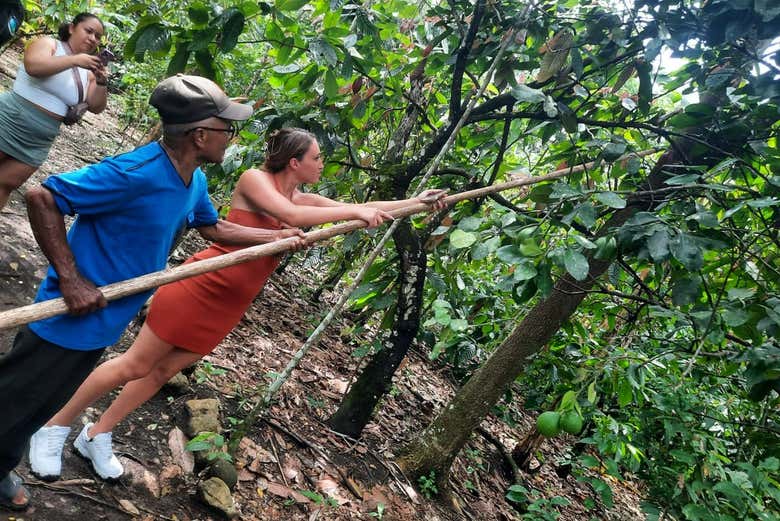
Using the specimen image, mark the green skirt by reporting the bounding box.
[0,91,61,167]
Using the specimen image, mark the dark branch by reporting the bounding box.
[450,0,486,117]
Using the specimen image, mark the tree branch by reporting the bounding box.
[450,0,486,117]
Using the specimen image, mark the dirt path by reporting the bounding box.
[0,46,647,521]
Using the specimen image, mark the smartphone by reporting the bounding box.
[98,48,115,66]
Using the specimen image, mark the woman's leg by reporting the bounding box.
[0,154,37,210]
[46,323,178,429]
[90,347,203,436]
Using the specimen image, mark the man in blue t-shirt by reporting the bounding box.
[0,75,304,511]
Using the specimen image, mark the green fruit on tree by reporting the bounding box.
[536,411,561,437]
[559,411,584,435]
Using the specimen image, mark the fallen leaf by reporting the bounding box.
[118,498,140,515]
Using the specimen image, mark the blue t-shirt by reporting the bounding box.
[29,142,219,350]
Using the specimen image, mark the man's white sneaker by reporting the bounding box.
[73,423,123,481]
[29,425,71,481]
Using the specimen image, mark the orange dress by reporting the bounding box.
[146,208,281,354]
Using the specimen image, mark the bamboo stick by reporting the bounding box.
[0,149,656,330]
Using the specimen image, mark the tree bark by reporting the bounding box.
[327,220,427,437]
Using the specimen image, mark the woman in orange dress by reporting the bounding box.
[29,127,447,480]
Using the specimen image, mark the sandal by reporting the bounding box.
[0,471,30,511]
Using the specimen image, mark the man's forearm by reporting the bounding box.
[25,187,80,281]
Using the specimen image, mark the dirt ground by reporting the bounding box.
[0,46,647,521]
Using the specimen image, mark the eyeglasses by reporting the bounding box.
[187,125,237,139]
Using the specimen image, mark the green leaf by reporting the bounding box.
[664,173,700,185]
[219,8,245,52]
[727,288,755,301]
[747,197,779,208]
[670,233,703,271]
[573,235,597,249]
[682,503,712,521]
[188,4,211,26]
[646,230,670,263]
[570,47,583,78]
[134,23,171,59]
[167,43,190,75]
[458,216,483,232]
[511,84,546,103]
[513,262,538,281]
[587,382,597,404]
[618,378,633,407]
[563,250,589,281]
[602,142,627,161]
[309,37,338,67]
[497,245,525,264]
[472,236,500,260]
[636,59,652,114]
[272,64,302,74]
[672,277,699,306]
[449,229,477,249]
[265,21,284,43]
[595,191,626,208]
[559,390,577,411]
[559,103,578,133]
[194,49,216,79]
[518,240,543,257]
[723,308,750,327]
[450,318,468,332]
[276,0,310,11]
[324,69,338,98]
[594,236,617,260]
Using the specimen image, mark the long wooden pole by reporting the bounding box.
[0,149,656,330]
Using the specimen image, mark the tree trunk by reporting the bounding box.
[327,219,427,438]
[397,149,682,487]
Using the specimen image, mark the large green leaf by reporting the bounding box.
[449,229,478,250]
[131,23,171,61]
[309,37,338,67]
[166,43,190,75]
[511,84,546,103]
[497,245,525,264]
[324,69,338,98]
[670,233,703,271]
[187,4,210,26]
[595,191,627,208]
[563,250,589,281]
[219,8,245,52]
[646,230,670,262]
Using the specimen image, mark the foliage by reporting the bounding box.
[506,484,570,521]
[185,431,232,462]
[417,470,438,499]
[298,489,338,507]
[30,0,780,518]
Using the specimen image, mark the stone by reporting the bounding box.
[168,427,195,474]
[119,457,160,498]
[163,372,190,393]
[207,458,238,491]
[184,398,221,437]
[198,477,238,519]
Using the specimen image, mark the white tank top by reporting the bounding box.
[13,40,89,117]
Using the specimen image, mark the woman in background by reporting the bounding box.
[0,12,108,210]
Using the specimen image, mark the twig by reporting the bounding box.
[24,478,129,515]
[476,426,520,484]
[263,417,363,500]
[269,433,289,487]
